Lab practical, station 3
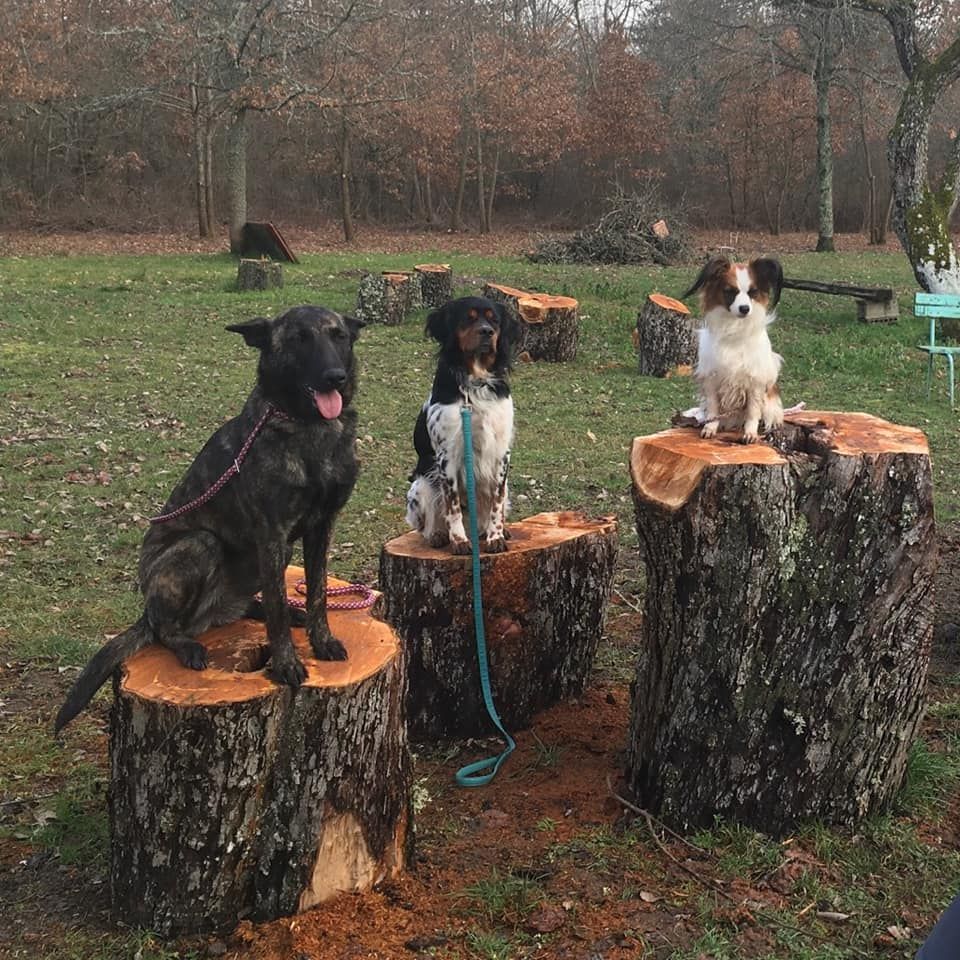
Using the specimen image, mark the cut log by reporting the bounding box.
[109,568,412,937]
[237,258,283,291]
[627,411,935,836]
[414,263,453,308]
[380,511,618,740]
[636,293,697,377]
[482,282,579,362]
[356,271,419,325]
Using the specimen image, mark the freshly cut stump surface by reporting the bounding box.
[109,568,411,936]
[627,411,935,835]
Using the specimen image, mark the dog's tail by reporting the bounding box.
[54,615,153,734]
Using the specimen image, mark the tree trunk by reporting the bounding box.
[475,126,489,234]
[204,121,215,237]
[814,13,836,253]
[635,294,696,377]
[226,109,248,255]
[339,115,355,243]
[482,282,580,362]
[380,512,618,740]
[109,570,412,936]
[451,140,468,231]
[885,41,960,291]
[191,78,209,239]
[486,141,500,229]
[627,411,935,836]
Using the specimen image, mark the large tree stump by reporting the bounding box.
[636,293,696,377]
[380,512,618,740]
[414,263,453,308]
[356,271,419,325]
[627,411,935,835]
[237,258,283,291]
[109,569,411,937]
[482,282,579,361]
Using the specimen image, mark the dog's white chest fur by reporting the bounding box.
[696,314,781,389]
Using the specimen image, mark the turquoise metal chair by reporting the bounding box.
[915,292,960,407]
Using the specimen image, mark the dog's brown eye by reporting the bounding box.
[748,288,758,297]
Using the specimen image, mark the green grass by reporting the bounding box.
[2,247,960,958]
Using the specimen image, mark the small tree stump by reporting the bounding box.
[356,271,418,325]
[482,282,579,362]
[627,411,935,835]
[380,511,618,740]
[636,293,696,377]
[237,258,283,291]
[109,569,412,937]
[414,263,453,308]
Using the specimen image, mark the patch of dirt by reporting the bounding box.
[0,225,925,260]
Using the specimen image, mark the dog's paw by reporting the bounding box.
[483,536,507,554]
[449,537,471,556]
[700,421,719,439]
[269,650,307,688]
[175,641,208,671]
[740,430,759,445]
[310,634,348,661]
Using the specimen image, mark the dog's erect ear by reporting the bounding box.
[343,314,365,342]
[226,317,272,350]
[681,257,730,301]
[425,304,452,343]
[751,258,783,309]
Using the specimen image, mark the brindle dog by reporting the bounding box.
[55,305,364,733]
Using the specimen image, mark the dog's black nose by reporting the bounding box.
[478,324,494,338]
[738,304,750,316]
[324,368,347,388]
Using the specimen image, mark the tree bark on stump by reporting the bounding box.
[636,293,696,377]
[482,282,579,362]
[380,512,618,740]
[414,263,453,308]
[237,258,283,291]
[109,569,412,937]
[355,271,418,325]
[627,411,935,836]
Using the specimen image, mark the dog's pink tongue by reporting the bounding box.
[314,389,343,420]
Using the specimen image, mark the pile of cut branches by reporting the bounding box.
[528,184,693,266]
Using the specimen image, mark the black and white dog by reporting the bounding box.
[406,296,517,555]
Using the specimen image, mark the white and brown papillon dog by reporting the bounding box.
[682,256,785,444]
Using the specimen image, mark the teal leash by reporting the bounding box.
[454,405,516,787]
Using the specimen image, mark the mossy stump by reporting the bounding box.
[380,512,618,740]
[414,263,453,308]
[356,271,419,325]
[627,411,935,836]
[636,293,696,377]
[237,258,283,291]
[109,569,412,937]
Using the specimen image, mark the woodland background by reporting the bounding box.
[1,0,958,245]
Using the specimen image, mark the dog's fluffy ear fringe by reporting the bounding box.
[425,305,451,343]
[751,257,784,308]
[681,256,730,301]
[226,317,271,349]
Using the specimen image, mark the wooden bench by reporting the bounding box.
[916,291,960,406]
[782,277,898,323]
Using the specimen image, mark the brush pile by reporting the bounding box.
[527,185,693,266]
